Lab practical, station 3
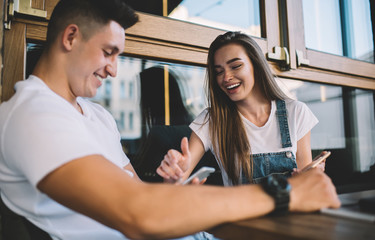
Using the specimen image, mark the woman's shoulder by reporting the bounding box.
[283,98,308,111]
[283,98,317,124]
[192,107,210,124]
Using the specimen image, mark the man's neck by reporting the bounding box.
[32,51,79,110]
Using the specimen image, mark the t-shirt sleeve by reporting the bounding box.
[189,109,211,152]
[3,103,102,187]
[294,101,319,141]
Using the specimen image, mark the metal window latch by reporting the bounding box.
[6,0,47,29]
[296,50,310,66]
[267,46,290,71]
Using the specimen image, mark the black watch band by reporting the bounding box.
[260,174,291,215]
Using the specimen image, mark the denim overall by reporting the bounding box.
[242,100,297,184]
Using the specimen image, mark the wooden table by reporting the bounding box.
[209,212,375,240]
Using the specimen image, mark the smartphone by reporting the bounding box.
[301,151,331,172]
[182,166,215,185]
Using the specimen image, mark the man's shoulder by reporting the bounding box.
[2,76,58,107]
[0,85,77,132]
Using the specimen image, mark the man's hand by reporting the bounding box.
[288,168,341,212]
[156,137,191,183]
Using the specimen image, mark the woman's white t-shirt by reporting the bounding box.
[190,99,318,185]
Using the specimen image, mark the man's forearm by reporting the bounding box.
[117,183,274,239]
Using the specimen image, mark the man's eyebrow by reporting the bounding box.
[214,58,242,68]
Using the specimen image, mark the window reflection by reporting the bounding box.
[120,81,126,99]
[126,0,261,37]
[139,66,193,131]
[91,56,207,155]
[341,0,374,62]
[93,56,220,184]
[277,78,375,191]
[169,0,261,37]
[354,89,375,172]
[302,0,343,56]
[277,78,346,149]
[302,0,374,63]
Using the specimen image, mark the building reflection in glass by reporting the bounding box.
[91,56,207,157]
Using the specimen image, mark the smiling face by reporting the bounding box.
[214,43,257,103]
[66,20,125,99]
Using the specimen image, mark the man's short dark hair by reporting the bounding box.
[46,0,139,49]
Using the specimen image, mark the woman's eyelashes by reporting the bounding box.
[232,64,242,70]
[215,64,243,76]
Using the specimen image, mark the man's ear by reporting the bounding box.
[61,24,80,51]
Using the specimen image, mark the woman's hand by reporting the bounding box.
[312,151,328,172]
[292,151,329,176]
[156,137,191,184]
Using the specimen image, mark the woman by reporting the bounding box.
[157,31,321,185]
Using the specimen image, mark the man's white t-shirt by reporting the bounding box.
[0,76,130,239]
[190,99,318,186]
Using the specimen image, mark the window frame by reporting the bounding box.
[1,0,374,103]
[283,0,375,89]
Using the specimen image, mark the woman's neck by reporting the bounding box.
[236,96,272,127]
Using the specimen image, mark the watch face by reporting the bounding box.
[262,175,291,214]
[268,175,290,192]
[276,175,291,191]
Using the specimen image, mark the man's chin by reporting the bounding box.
[84,90,98,99]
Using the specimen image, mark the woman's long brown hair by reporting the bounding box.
[206,32,288,185]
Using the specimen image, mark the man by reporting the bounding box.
[0,0,340,239]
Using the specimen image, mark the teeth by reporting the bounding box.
[95,74,103,82]
[227,83,240,89]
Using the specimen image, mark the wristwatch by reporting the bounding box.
[260,174,291,215]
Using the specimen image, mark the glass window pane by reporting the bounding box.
[276,79,346,149]
[91,56,207,152]
[277,78,375,191]
[91,56,223,184]
[302,0,374,63]
[302,0,343,55]
[127,0,261,37]
[342,0,374,63]
[354,89,375,172]
[169,0,261,37]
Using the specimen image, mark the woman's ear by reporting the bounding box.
[61,24,80,51]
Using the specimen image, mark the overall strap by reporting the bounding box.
[276,99,292,148]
